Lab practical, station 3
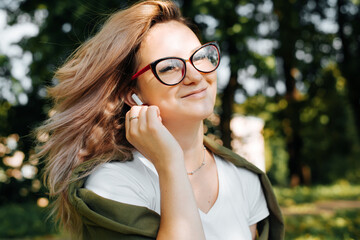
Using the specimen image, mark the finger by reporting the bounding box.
[128,106,142,124]
[147,106,162,128]
[126,106,142,139]
[125,111,131,142]
[125,109,131,136]
[138,105,148,132]
[151,105,162,123]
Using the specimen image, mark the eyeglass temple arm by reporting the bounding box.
[131,65,151,80]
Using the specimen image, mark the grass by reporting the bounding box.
[274,181,360,206]
[284,209,360,240]
[274,181,360,240]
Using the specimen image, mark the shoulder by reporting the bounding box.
[215,155,263,203]
[86,157,150,185]
[215,154,259,183]
[84,152,159,207]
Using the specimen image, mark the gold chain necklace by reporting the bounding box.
[187,146,206,176]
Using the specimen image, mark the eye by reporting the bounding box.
[157,59,183,74]
[159,65,177,73]
[192,45,220,71]
[193,51,207,62]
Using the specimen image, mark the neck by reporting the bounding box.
[163,119,205,172]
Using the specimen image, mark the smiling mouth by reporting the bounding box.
[182,88,207,98]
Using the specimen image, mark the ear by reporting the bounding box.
[124,91,144,106]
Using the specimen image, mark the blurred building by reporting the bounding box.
[230,115,265,172]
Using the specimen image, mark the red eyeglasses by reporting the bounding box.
[131,42,220,86]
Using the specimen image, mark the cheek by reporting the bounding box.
[138,78,163,103]
[207,74,217,99]
[210,86,217,106]
[212,85,217,100]
[139,82,177,106]
[205,71,217,86]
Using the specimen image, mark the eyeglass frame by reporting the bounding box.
[131,42,221,86]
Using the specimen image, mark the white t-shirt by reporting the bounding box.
[85,151,269,240]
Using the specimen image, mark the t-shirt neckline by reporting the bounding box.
[198,155,223,218]
[133,150,223,217]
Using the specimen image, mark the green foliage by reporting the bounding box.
[274,182,360,206]
[285,209,360,240]
[264,129,289,185]
[276,183,360,239]
[0,0,137,204]
[237,63,360,185]
[300,65,360,183]
[0,202,56,238]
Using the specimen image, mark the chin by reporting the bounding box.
[161,97,215,121]
[188,104,214,120]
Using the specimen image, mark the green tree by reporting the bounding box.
[337,0,360,141]
[271,0,360,185]
[0,0,140,203]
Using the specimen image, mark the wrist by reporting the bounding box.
[154,154,186,176]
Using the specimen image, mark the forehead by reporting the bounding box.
[138,21,201,64]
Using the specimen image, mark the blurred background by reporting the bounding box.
[0,0,359,239]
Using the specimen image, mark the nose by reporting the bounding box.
[182,61,203,85]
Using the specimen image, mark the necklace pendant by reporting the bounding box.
[187,146,206,176]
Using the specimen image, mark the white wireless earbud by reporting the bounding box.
[131,93,143,106]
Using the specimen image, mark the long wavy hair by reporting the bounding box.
[35,0,192,236]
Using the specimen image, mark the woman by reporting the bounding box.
[37,0,284,239]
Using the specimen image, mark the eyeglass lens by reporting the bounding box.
[155,44,219,85]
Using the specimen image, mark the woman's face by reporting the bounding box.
[135,20,217,125]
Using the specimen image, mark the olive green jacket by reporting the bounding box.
[68,136,285,239]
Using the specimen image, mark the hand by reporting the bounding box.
[125,105,184,172]
[126,105,205,240]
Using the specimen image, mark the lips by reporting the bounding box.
[181,87,207,98]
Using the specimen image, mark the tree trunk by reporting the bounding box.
[283,58,305,186]
[337,0,360,141]
[219,37,240,148]
[274,0,305,186]
[220,74,237,148]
